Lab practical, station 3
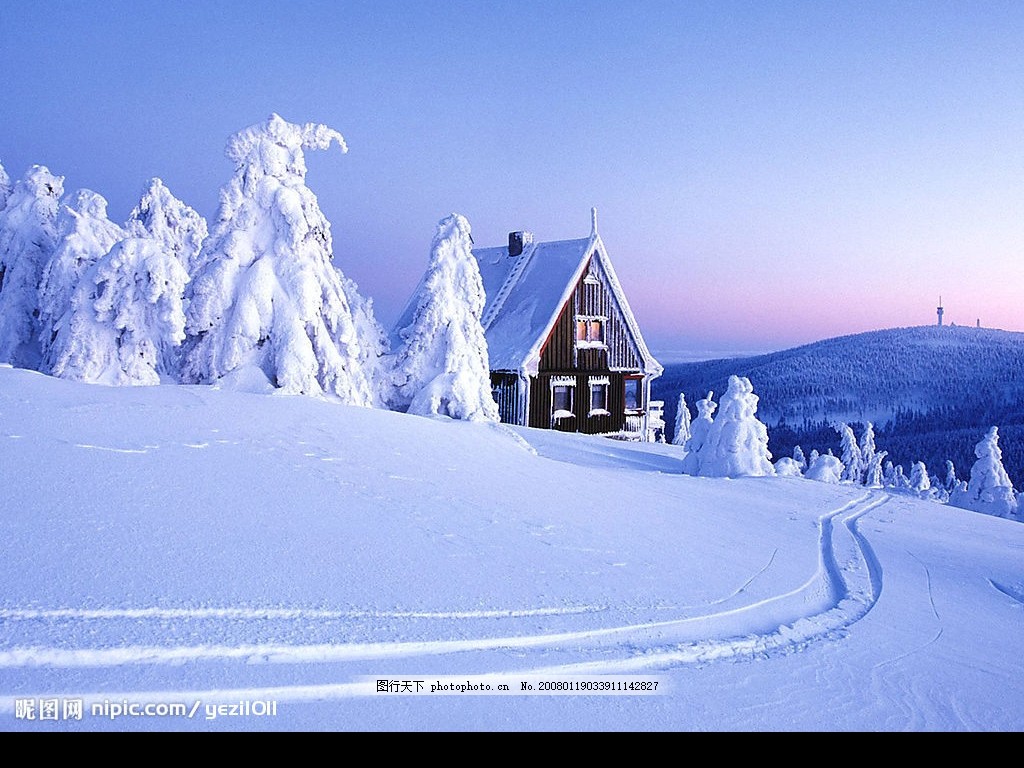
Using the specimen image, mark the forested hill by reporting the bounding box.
[653,325,1024,486]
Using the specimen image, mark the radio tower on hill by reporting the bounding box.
[937,296,944,327]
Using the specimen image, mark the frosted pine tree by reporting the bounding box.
[183,114,378,404]
[681,391,716,475]
[0,165,64,367]
[698,376,774,477]
[864,449,888,488]
[859,423,877,477]
[949,427,1019,519]
[837,423,863,484]
[944,460,958,492]
[38,190,125,372]
[47,236,189,385]
[672,392,692,447]
[0,161,10,210]
[909,461,931,497]
[125,178,208,275]
[793,445,807,471]
[391,213,498,421]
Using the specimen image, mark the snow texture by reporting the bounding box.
[125,178,208,276]
[391,213,498,422]
[680,390,715,475]
[47,236,189,385]
[182,114,379,404]
[3,366,1023,732]
[0,165,64,368]
[672,392,691,447]
[38,190,126,374]
[697,375,774,477]
[949,427,1019,519]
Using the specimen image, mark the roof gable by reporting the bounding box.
[476,231,661,378]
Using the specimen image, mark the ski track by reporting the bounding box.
[0,492,893,710]
[988,579,1024,606]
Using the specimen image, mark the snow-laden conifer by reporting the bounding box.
[864,450,888,488]
[0,161,10,211]
[38,190,125,372]
[837,423,863,484]
[698,376,774,477]
[0,166,64,367]
[793,445,807,471]
[859,423,876,478]
[949,427,1018,519]
[909,461,931,497]
[183,114,379,403]
[681,391,716,475]
[48,236,189,385]
[391,213,498,421]
[126,178,207,275]
[672,392,692,447]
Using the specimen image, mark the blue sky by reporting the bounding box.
[3,1,1023,356]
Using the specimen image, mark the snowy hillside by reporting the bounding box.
[1,365,1022,731]
[655,325,1024,486]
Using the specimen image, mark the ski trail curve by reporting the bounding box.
[0,492,894,709]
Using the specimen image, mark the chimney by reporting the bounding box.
[508,231,533,257]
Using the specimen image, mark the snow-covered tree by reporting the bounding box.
[182,114,379,404]
[909,461,931,497]
[0,165,64,368]
[944,460,958,492]
[697,375,774,477]
[0,161,10,211]
[672,392,692,447]
[793,445,807,471]
[836,423,863,484]
[390,213,498,421]
[125,178,208,275]
[859,423,876,477]
[681,391,716,475]
[38,190,125,372]
[864,449,888,488]
[949,427,1019,519]
[806,452,844,483]
[891,464,910,491]
[47,236,189,385]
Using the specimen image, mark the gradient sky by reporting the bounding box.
[3,1,1023,357]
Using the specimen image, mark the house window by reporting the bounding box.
[624,377,641,411]
[589,376,610,416]
[550,375,576,421]
[575,316,606,348]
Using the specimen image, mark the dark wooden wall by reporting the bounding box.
[539,257,642,373]
[528,373,628,433]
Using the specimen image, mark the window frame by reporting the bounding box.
[574,315,608,349]
[588,376,610,417]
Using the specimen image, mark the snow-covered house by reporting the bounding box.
[475,210,663,440]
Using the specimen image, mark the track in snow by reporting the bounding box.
[0,492,890,709]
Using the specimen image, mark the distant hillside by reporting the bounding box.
[653,325,1024,486]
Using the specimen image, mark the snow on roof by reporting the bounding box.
[474,236,593,372]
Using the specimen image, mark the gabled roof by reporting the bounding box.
[475,228,662,379]
[390,217,662,380]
